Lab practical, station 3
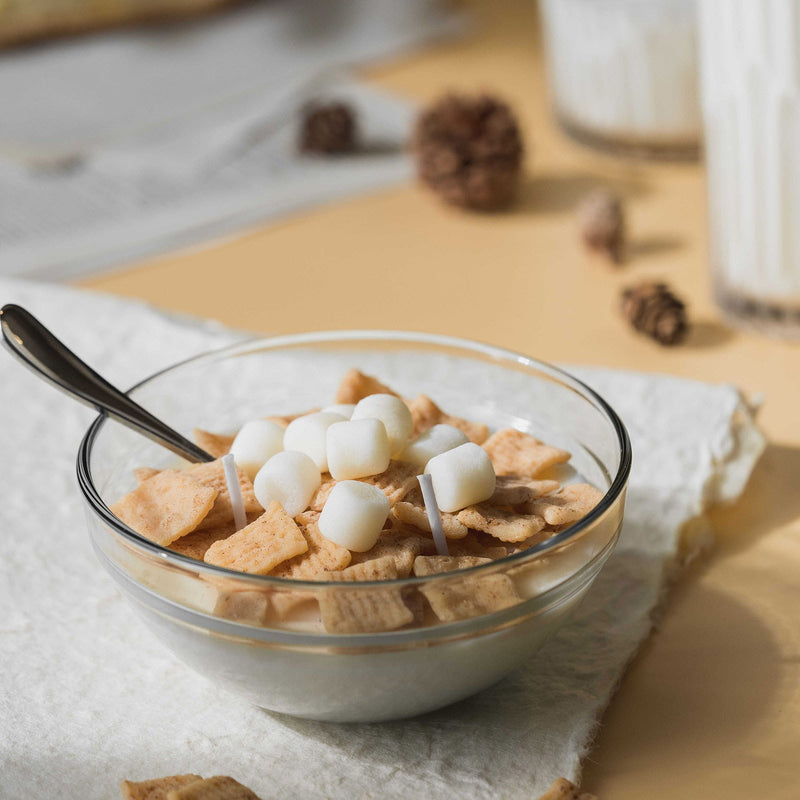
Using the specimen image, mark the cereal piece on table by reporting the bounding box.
[308,476,337,511]
[204,502,307,574]
[351,393,414,455]
[111,470,218,546]
[320,557,414,633]
[120,774,202,800]
[425,442,496,513]
[536,777,598,800]
[335,369,399,404]
[407,394,490,444]
[349,528,435,577]
[398,423,470,469]
[270,521,351,579]
[482,428,571,477]
[413,555,521,622]
[526,483,605,526]
[166,775,262,800]
[253,450,320,517]
[490,475,560,506]
[318,481,390,552]
[456,503,546,543]
[326,418,391,480]
[393,498,469,539]
[185,460,262,530]
[134,467,160,485]
[213,588,271,626]
[360,460,420,506]
[193,428,235,459]
[229,419,285,479]
[283,411,347,471]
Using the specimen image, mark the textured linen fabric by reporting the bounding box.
[0,278,764,800]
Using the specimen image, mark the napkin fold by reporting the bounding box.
[0,278,764,800]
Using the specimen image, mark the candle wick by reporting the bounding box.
[417,473,449,557]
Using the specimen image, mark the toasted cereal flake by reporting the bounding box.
[527,483,605,526]
[335,369,400,405]
[166,775,262,800]
[413,555,521,622]
[134,467,160,485]
[457,503,546,543]
[360,460,420,506]
[349,528,435,577]
[269,521,351,580]
[407,394,489,444]
[213,589,271,626]
[169,524,237,561]
[308,476,337,511]
[393,499,468,539]
[270,589,318,620]
[536,777,598,800]
[120,774,202,800]
[490,475,560,506]
[320,557,414,633]
[193,429,235,459]
[204,502,307,574]
[186,459,262,530]
[483,428,571,477]
[111,470,218,546]
[294,508,321,527]
[448,532,510,561]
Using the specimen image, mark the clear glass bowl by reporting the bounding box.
[78,332,631,722]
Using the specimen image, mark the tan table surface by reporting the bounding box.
[82,2,800,797]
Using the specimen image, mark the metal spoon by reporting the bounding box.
[1,303,214,463]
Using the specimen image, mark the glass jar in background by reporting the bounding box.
[540,0,701,159]
[700,0,800,337]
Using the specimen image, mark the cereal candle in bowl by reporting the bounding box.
[79,332,630,722]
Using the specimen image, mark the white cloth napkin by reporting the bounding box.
[0,1,462,280]
[0,278,764,800]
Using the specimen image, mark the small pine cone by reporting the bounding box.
[578,190,625,263]
[413,93,524,210]
[300,102,356,154]
[621,281,689,346]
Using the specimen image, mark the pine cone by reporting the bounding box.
[578,190,625,262]
[413,93,524,210]
[621,281,688,346]
[300,102,356,154]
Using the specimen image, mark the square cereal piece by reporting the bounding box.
[308,476,337,511]
[456,503,546,543]
[536,778,598,800]
[166,776,262,800]
[111,470,218,546]
[270,589,318,620]
[335,369,400,404]
[448,532,510,561]
[193,428,235,459]
[120,775,202,800]
[320,556,414,633]
[169,524,237,561]
[269,521,351,580]
[134,467,160,485]
[407,394,490,444]
[393,496,468,539]
[482,428,571,477]
[213,588,271,626]
[413,555,521,622]
[526,483,605,526]
[360,460,421,506]
[490,475,560,506]
[186,460,262,531]
[349,528,435,577]
[204,502,308,574]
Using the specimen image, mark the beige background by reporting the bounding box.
[83,2,800,797]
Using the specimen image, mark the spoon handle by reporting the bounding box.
[1,304,214,463]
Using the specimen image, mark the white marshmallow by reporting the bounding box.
[326,418,391,480]
[253,450,321,518]
[350,394,413,456]
[229,419,285,479]
[283,411,346,471]
[424,442,496,513]
[322,403,356,419]
[318,481,390,552]
[398,424,470,469]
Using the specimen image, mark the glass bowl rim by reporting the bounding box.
[77,329,632,591]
